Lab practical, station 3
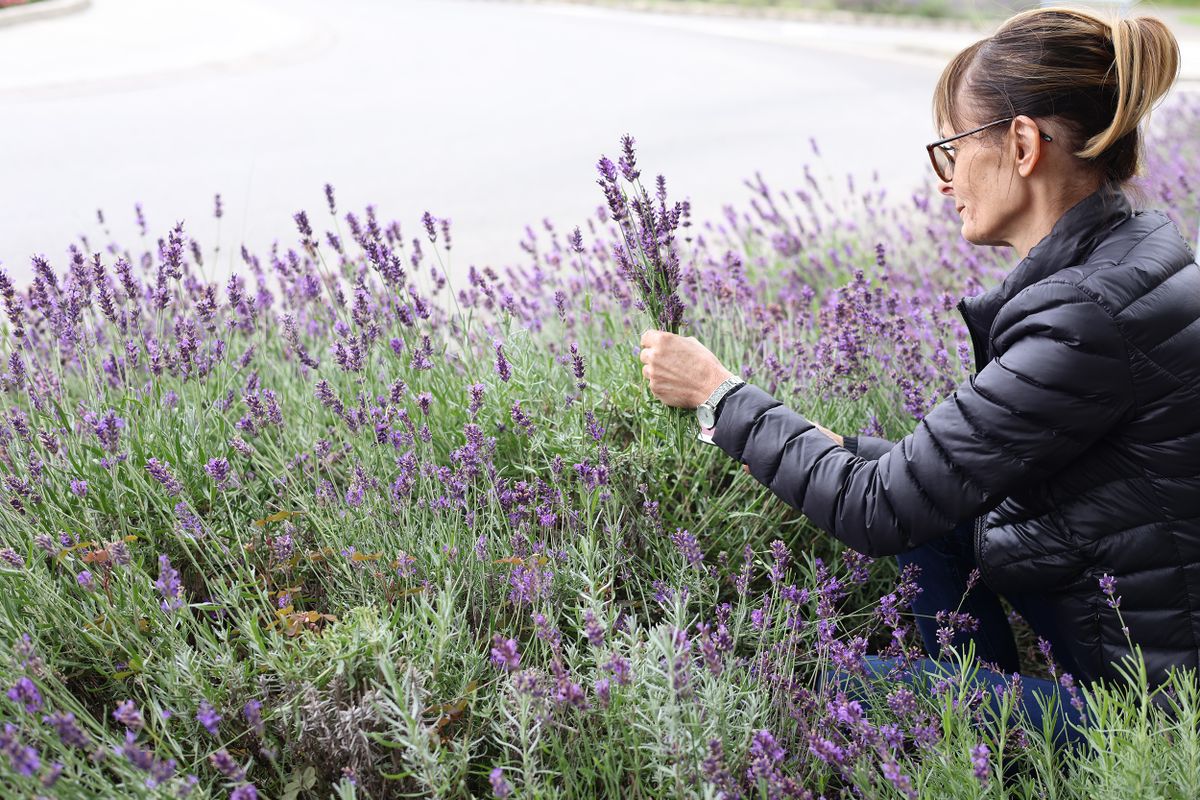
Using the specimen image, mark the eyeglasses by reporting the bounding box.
[926,117,1053,182]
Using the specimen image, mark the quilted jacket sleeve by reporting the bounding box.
[712,282,1135,557]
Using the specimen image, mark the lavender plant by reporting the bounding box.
[0,92,1194,799]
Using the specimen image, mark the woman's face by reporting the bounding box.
[936,112,1022,249]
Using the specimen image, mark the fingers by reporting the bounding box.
[640,329,665,349]
[642,364,652,380]
[638,347,651,366]
[743,463,750,474]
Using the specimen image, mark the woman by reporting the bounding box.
[638,6,1195,746]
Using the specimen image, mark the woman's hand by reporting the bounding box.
[638,329,733,408]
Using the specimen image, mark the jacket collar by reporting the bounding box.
[956,181,1133,370]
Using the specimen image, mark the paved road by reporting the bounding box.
[0,0,1080,285]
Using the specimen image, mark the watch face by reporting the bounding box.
[696,405,715,428]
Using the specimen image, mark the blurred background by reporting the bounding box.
[1,0,1196,285]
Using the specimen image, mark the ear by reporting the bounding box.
[1011,115,1045,179]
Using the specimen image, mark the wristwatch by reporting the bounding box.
[696,376,745,443]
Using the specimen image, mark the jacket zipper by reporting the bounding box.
[958,296,995,587]
[972,514,993,587]
[956,297,989,373]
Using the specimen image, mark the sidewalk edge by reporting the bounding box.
[0,0,91,29]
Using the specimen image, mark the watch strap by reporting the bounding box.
[702,376,745,413]
[712,381,745,424]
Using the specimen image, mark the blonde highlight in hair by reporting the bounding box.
[932,6,1180,186]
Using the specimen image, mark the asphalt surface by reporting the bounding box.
[0,0,1194,285]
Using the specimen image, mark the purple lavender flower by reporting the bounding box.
[882,760,917,799]
[701,738,735,794]
[493,339,511,382]
[584,410,605,442]
[604,653,631,686]
[490,635,521,672]
[244,699,264,738]
[1059,672,1085,714]
[196,700,222,735]
[230,784,258,800]
[147,754,177,787]
[746,729,786,785]
[6,677,42,713]
[508,563,553,606]
[416,392,432,416]
[394,551,416,578]
[594,677,611,706]
[971,742,990,784]
[113,699,143,730]
[489,766,512,799]
[468,383,486,420]
[208,748,243,779]
[70,479,88,497]
[116,728,153,771]
[294,210,313,240]
[41,760,64,788]
[77,570,95,590]
[670,528,703,568]
[145,458,183,496]
[422,211,437,243]
[966,567,980,592]
[0,548,24,569]
[92,409,125,452]
[43,711,91,749]
[568,343,587,390]
[583,611,605,648]
[510,401,536,436]
[154,554,185,613]
[205,457,230,485]
[1,724,39,776]
[886,687,918,719]
[808,735,847,768]
[1099,572,1123,611]
[596,155,619,185]
[768,539,791,583]
[409,335,434,371]
[175,502,205,539]
[618,133,640,182]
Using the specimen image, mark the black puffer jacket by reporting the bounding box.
[712,181,1200,689]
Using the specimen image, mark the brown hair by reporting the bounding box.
[932,6,1180,188]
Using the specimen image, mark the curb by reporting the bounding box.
[0,0,90,29]
[495,0,1000,32]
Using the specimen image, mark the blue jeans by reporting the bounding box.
[832,520,1092,750]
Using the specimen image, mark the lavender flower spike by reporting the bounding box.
[154,554,185,613]
[145,458,183,496]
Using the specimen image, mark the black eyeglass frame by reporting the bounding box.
[926,117,1054,182]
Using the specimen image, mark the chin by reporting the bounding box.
[961,223,1006,248]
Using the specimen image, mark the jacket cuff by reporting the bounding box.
[711,383,802,463]
[845,434,895,461]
